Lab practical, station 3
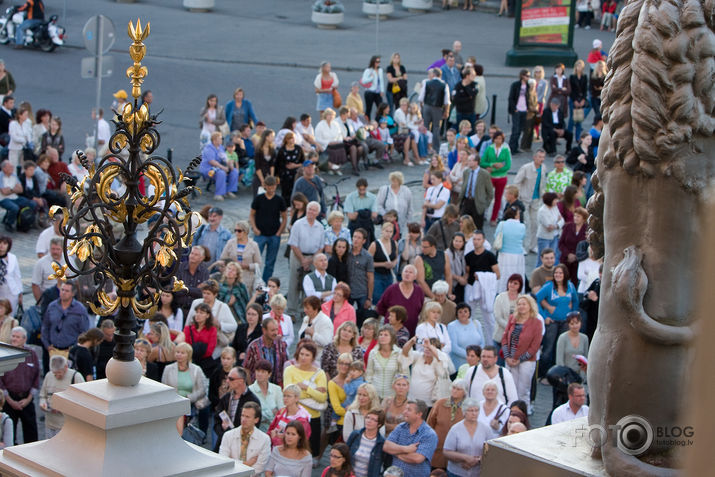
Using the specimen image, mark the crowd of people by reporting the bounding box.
[0,30,609,476]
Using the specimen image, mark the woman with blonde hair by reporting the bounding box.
[342,383,381,441]
[501,295,543,406]
[321,321,363,379]
[415,301,452,355]
[590,60,607,120]
[147,322,176,377]
[161,342,208,434]
[386,52,408,110]
[134,338,160,381]
[324,210,351,255]
[0,299,17,343]
[219,220,262,291]
[314,61,339,115]
[568,59,589,139]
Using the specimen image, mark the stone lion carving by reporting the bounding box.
[587,0,714,475]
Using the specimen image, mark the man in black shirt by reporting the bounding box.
[465,231,500,342]
[249,175,286,284]
[95,319,115,380]
[213,366,259,452]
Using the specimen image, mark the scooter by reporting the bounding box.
[0,7,65,52]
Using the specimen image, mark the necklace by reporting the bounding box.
[392,397,407,408]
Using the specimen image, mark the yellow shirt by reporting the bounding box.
[283,365,327,419]
[346,93,364,115]
[328,380,347,425]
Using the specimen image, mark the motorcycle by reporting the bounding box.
[0,7,65,52]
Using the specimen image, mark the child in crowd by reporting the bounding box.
[376,119,394,159]
[342,360,366,409]
[383,209,400,241]
[502,185,525,223]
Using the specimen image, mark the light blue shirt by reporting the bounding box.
[343,190,377,214]
[495,219,526,255]
[248,381,284,432]
[447,319,485,369]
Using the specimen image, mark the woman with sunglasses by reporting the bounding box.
[219,220,262,291]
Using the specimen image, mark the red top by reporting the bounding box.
[322,299,357,333]
[183,324,217,359]
[321,76,334,90]
[47,161,70,190]
[359,337,377,366]
[501,315,543,361]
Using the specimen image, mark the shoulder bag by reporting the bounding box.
[332,88,342,108]
[299,370,328,411]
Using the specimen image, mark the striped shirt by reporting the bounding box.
[352,434,377,477]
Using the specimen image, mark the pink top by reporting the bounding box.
[322,300,356,334]
[267,405,312,447]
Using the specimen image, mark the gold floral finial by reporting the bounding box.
[126,19,150,100]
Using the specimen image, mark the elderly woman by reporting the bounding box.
[217,261,250,325]
[161,342,208,433]
[376,265,425,336]
[415,301,452,355]
[399,336,454,407]
[262,293,294,350]
[298,296,334,361]
[267,384,312,447]
[324,210,351,255]
[346,408,386,477]
[368,221,397,301]
[321,282,356,332]
[443,398,491,477]
[427,379,469,470]
[315,108,346,174]
[0,237,21,314]
[447,303,485,372]
[536,192,564,266]
[502,295,544,406]
[219,220,262,291]
[321,321,364,380]
[283,341,328,464]
[383,374,410,436]
[314,61,339,115]
[494,206,526,293]
[376,171,412,233]
[342,383,382,442]
[423,280,457,325]
[366,325,404,399]
[478,381,510,439]
[200,131,238,201]
[558,207,589,286]
[493,274,523,354]
[185,280,237,357]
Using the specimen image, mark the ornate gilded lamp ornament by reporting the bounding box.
[51,19,203,386]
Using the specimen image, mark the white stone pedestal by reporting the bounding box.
[0,377,251,476]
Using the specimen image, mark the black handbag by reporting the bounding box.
[188,326,207,363]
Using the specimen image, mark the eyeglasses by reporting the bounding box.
[554,161,565,164]
[227,376,243,382]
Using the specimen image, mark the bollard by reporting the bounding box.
[491,94,497,126]
[167,148,173,164]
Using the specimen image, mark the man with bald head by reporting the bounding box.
[303,253,336,303]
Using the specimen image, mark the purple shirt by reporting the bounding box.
[376,283,425,336]
[0,347,40,395]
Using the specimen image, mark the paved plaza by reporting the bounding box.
[6,0,608,468]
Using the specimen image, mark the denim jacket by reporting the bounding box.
[347,428,386,477]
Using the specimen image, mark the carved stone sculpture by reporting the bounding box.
[586,0,714,475]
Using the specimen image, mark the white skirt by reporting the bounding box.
[497,252,525,294]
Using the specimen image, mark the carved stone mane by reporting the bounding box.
[589,0,715,258]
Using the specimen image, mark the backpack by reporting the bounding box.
[20,304,42,338]
[16,206,36,232]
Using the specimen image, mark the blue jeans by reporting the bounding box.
[537,236,560,267]
[0,196,34,226]
[254,234,281,283]
[456,112,477,132]
[15,19,41,45]
[509,111,527,151]
[373,272,394,302]
[567,98,592,141]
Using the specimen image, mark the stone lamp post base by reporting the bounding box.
[0,377,252,476]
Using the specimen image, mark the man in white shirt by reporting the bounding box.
[218,401,271,473]
[302,253,335,302]
[91,109,111,149]
[287,201,325,318]
[513,149,547,254]
[551,383,589,424]
[295,113,322,152]
[35,212,63,257]
[32,237,65,301]
[466,346,518,405]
